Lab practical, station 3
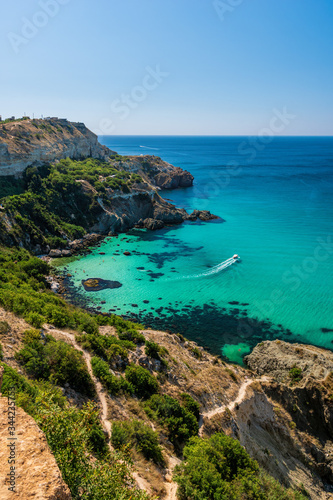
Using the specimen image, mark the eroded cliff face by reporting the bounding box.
[0,118,111,176]
[238,341,333,499]
[0,396,71,499]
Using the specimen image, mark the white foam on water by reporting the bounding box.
[168,257,239,281]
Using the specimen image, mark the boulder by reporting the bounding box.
[187,210,220,221]
[142,218,165,230]
[48,249,63,258]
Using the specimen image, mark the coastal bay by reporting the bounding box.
[58,136,333,363]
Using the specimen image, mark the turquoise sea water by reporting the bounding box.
[59,136,333,363]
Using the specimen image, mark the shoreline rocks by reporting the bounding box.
[186,210,220,222]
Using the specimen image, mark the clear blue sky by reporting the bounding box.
[1,0,333,135]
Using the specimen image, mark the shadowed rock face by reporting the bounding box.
[0,396,72,499]
[242,340,333,498]
[124,155,194,189]
[0,118,112,176]
[153,167,194,189]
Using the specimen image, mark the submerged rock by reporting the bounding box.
[82,278,122,292]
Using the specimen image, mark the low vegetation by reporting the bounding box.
[144,394,199,452]
[125,365,159,399]
[15,328,95,396]
[91,356,132,395]
[174,433,307,500]
[111,420,164,464]
[289,365,303,383]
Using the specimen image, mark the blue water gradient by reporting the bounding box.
[59,136,333,363]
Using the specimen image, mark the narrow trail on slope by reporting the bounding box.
[44,326,112,440]
[43,327,153,493]
[198,376,269,437]
[164,456,181,500]
[46,327,266,499]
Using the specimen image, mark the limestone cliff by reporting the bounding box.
[0,118,111,176]
[234,341,333,499]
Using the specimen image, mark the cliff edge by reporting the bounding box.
[0,118,111,176]
[0,395,71,499]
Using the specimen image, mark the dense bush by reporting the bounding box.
[91,356,132,395]
[0,247,102,334]
[76,331,134,362]
[111,420,164,464]
[174,433,306,500]
[0,341,3,360]
[125,365,159,399]
[144,394,199,451]
[118,328,146,344]
[15,329,95,396]
[180,393,200,420]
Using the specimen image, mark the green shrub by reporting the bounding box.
[15,329,95,396]
[0,320,9,335]
[174,433,306,500]
[0,342,3,360]
[125,365,159,399]
[25,311,45,328]
[144,394,198,451]
[91,356,132,395]
[289,365,303,383]
[76,331,135,360]
[111,420,164,464]
[180,393,200,420]
[45,235,68,249]
[118,329,145,344]
[145,340,161,359]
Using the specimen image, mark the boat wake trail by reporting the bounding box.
[168,257,239,282]
[140,145,159,150]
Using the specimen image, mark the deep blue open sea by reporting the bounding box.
[60,136,333,364]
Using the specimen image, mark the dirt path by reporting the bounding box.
[46,326,181,498]
[44,327,112,440]
[164,456,181,500]
[44,328,156,494]
[199,376,268,437]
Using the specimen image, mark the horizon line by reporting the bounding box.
[98,134,333,138]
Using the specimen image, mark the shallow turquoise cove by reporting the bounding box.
[58,136,333,363]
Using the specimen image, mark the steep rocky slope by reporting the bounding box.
[0,394,72,499]
[0,304,312,499]
[0,119,203,254]
[208,340,333,499]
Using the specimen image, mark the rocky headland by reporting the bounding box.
[0,118,221,256]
